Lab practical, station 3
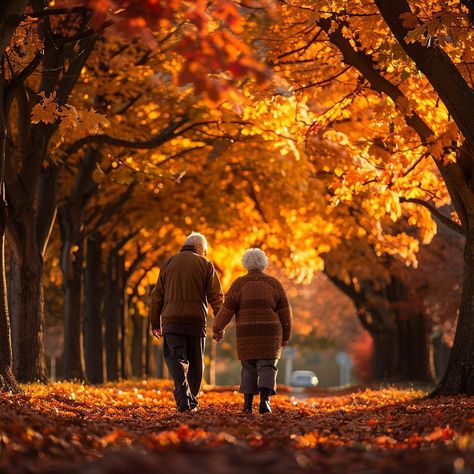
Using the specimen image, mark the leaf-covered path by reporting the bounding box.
[0,381,472,474]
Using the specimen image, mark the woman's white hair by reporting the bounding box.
[242,248,268,271]
[184,232,207,249]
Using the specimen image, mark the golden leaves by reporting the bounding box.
[31,92,110,141]
[1,381,471,473]
[31,92,60,124]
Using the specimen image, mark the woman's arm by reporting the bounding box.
[276,281,293,344]
[213,280,239,335]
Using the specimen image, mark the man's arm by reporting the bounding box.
[149,270,165,332]
[205,261,224,315]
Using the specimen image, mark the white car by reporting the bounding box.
[290,370,319,387]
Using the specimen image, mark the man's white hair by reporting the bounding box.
[242,248,268,271]
[184,232,207,249]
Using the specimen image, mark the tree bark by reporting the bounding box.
[120,282,129,380]
[145,314,152,379]
[396,311,433,382]
[433,236,474,395]
[84,233,104,384]
[9,216,47,383]
[104,252,124,381]
[0,1,28,392]
[60,239,86,381]
[0,79,18,392]
[0,206,18,391]
[131,312,144,379]
[208,337,216,386]
[370,325,399,380]
[330,271,434,383]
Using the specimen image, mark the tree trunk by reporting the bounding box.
[432,332,451,380]
[0,210,17,391]
[104,279,119,381]
[433,236,474,395]
[120,277,129,380]
[145,314,152,379]
[131,312,144,378]
[61,240,86,381]
[9,223,47,383]
[84,233,104,384]
[209,337,216,386]
[370,325,399,381]
[0,70,19,392]
[396,311,433,382]
[104,252,124,381]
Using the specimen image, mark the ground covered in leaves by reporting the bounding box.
[0,381,473,474]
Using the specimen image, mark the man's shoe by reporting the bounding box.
[243,394,254,413]
[177,399,192,412]
[178,399,199,413]
[259,388,272,414]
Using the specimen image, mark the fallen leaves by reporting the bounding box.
[0,381,472,473]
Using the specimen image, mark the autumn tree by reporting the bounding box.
[254,0,474,395]
[0,0,27,392]
[0,0,270,386]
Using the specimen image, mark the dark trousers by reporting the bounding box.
[163,333,205,409]
[240,359,278,395]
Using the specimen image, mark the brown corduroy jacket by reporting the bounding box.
[213,270,293,360]
[150,246,224,333]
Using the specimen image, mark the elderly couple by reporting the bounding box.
[149,232,293,414]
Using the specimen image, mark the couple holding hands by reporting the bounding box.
[150,232,293,414]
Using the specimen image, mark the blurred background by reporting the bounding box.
[40,223,460,389]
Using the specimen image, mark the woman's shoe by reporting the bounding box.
[243,394,254,413]
[259,388,272,414]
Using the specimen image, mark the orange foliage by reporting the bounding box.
[0,381,472,473]
[78,0,272,105]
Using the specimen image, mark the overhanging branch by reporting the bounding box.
[66,116,190,156]
[400,197,464,235]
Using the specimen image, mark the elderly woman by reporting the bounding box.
[213,248,292,414]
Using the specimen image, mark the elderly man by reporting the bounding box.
[150,232,224,412]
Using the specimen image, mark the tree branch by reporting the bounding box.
[65,116,190,156]
[318,13,474,227]
[82,184,137,239]
[25,7,88,18]
[374,0,474,146]
[399,197,464,235]
[7,50,43,89]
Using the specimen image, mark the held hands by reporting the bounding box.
[152,329,162,339]
[213,329,224,342]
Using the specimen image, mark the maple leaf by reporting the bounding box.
[79,108,110,135]
[31,93,60,124]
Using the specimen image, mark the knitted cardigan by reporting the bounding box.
[213,271,293,360]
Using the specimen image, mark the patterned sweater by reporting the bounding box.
[213,270,293,360]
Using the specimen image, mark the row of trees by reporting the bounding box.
[261,0,474,394]
[0,0,472,395]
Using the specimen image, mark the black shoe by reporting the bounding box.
[259,388,272,414]
[177,399,192,412]
[243,394,254,413]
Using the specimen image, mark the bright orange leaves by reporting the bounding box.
[0,381,472,473]
[81,0,271,106]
